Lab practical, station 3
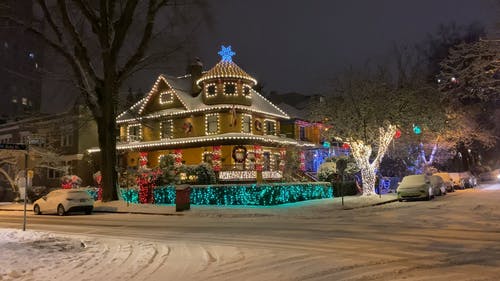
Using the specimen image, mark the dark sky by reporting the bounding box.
[184,0,498,95]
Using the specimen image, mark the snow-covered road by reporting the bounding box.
[1,183,500,281]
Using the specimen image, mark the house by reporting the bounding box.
[103,46,324,182]
[0,106,98,197]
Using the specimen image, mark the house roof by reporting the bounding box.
[196,60,257,86]
[117,74,289,123]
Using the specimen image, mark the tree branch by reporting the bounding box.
[35,0,64,42]
[72,0,101,34]
[116,0,158,83]
[110,0,140,61]
[57,0,99,83]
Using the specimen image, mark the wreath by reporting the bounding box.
[232,145,247,163]
[254,120,262,131]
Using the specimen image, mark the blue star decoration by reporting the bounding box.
[218,45,235,62]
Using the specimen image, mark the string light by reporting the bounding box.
[159,90,174,104]
[159,120,173,139]
[263,119,277,136]
[127,124,142,142]
[204,113,220,135]
[241,114,252,134]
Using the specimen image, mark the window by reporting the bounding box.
[128,124,141,141]
[60,133,73,147]
[264,120,276,135]
[11,96,17,104]
[206,84,216,97]
[205,114,219,135]
[159,91,173,104]
[22,97,28,105]
[299,126,306,141]
[160,120,173,139]
[224,83,236,95]
[241,114,251,133]
[47,168,63,179]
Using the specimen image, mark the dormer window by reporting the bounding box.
[224,82,236,96]
[159,90,174,104]
[206,84,216,97]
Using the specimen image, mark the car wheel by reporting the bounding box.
[57,204,66,216]
[33,204,41,215]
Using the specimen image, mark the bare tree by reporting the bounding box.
[1,1,208,201]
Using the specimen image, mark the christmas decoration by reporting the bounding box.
[212,146,221,172]
[279,147,286,171]
[232,145,247,163]
[299,151,306,171]
[61,175,82,189]
[139,152,148,167]
[394,130,401,139]
[254,145,263,171]
[413,124,422,135]
[93,171,102,200]
[137,168,161,204]
[218,45,236,62]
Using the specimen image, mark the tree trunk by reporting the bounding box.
[96,85,119,202]
[350,141,376,195]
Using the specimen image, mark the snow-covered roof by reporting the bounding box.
[117,74,289,123]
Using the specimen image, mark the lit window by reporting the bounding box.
[206,84,216,97]
[205,114,219,134]
[127,124,141,142]
[11,96,17,103]
[264,120,276,135]
[159,91,173,104]
[22,98,28,105]
[224,83,236,95]
[160,120,173,139]
[241,114,251,133]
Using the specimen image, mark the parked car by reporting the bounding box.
[429,175,446,196]
[33,189,94,216]
[448,172,465,190]
[459,171,477,188]
[397,175,439,201]
[433,173,455,192]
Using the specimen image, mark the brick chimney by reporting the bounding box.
[187,57,203,97]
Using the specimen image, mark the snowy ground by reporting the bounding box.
[1,184,500,281]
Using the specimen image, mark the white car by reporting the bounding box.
[33,189,94,216]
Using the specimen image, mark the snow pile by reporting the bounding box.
[0,229,88,281]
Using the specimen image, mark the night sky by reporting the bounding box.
[186,0,498,95]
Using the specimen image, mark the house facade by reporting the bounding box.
[105,46,323,182]
[0,106,98,193]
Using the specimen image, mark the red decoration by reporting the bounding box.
[279,148,286,171]
[254,145,263,171]
[137,168,161,204]
[212,146,221,172]
[394,130,401,139]
[173,149,183,168]
[93,171,102,200]
[139,152,148,167]
[342,143,350,150]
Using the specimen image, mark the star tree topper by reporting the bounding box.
[218,45,235,62]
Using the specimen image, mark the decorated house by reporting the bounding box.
[97,46,325,183]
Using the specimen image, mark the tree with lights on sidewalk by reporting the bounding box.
[309,67,444,195]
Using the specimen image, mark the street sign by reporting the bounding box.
[0,143,27,150]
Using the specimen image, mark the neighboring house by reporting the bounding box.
[0,106,98,191]
[97,46,322,182]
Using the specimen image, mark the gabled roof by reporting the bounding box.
[117,74,289,123]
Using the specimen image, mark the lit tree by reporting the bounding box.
[1,1,208,201]
[309,68,444,195]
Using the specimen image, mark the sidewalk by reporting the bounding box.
[0,193,398,217]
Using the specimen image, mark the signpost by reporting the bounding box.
[0,143,29,231]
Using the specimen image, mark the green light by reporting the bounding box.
[86,183,333,206]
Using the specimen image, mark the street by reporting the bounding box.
[1,182,500,280]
